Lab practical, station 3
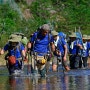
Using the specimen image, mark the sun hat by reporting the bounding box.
[14,32,24,36]
[51,30,58,36]
[69,32,76,37]
[41,24,50,31]
[87,35,90,40]
[8,34,21,42]
[82,35,88,40]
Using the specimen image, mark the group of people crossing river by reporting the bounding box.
[0,23,90,77]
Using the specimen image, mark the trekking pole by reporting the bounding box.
[27,50,31,75]
[34,52,37,72]
[6,60,9,74]
[78,27,83,68]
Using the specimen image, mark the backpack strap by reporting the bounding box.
[48,32,52,53]
[32,32,38,51]
[16,42,23,60]
[7,42,22,57]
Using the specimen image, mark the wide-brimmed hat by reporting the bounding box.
[8,34,21,42]
[51,30,58,36]
[13,32,24,36]
[69,32,76,37]
[87,35,90,40]
[41,24,50,31]
[82,35,88,40]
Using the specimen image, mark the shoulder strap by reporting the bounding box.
[48,33,51,53]
[32,32,39,51]
[16,42,22,51]
[57,36,62,45]
[34,32,38,41]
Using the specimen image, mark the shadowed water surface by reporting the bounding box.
[0,65,90,90]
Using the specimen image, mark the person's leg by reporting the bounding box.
[31,55,38,74]
[69,55,75,69]
[62,56,70,71]
[52,56,58,71]
[79,56,82,68]
[38,67,46,77]
[74,56,81,69]
[82,57,88,68]
[8,65,14,75]
[17,60,24,70]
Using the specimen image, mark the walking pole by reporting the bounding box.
[6,60,9,74]
[33,52,38,74]
[27,51,31,75]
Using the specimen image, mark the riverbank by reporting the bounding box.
[0,54,28,66]
[0,54,90,66]
[0,54,6,66]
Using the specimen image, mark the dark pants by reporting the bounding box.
[82,57,88,67]
[8,60,22,75]
[69,55,82,69]
[38,67,46,77]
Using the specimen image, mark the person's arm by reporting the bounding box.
[27,42,32,50]
[0,43,9,55]
[77,43,83,49]
[50,42,55,52]
[27,32,36,51]
[62,38,68,61]
[0,49,5,55]
[21,49,26,58]
[63,44,68,61]
[20,44,27,60]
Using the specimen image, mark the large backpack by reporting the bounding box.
[9,32,28,45]
[5,33,25,60]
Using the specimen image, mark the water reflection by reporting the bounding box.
[69,75,90,90]
[1,66,90,90]
[1,74,90,90]
[7,76,28,90]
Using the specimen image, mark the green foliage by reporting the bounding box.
[30,0,52,24]
[52,0,90,33]
[29,0,90,33]
[0,4,26,47]
[0,0,90,47]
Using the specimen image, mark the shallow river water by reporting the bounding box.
[0,65,90,90]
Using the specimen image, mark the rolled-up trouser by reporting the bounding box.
[31,55,46,76]
[52,55,68,68]
[52,56,57,65]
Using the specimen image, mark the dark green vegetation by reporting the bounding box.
[0,0,90,47]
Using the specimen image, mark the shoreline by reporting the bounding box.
[0,55,90,66]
